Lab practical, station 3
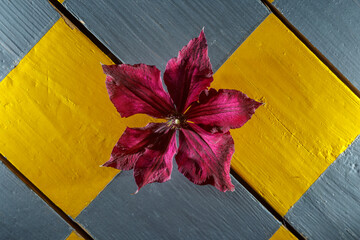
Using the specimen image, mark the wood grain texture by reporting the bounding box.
[273,0,360,90]
[64,0,269,72]
[0,18,142,218]
[0,162,71,240]
[270,226,298,240]
[213,14,360,216]
[0,0,58,81]
[285,136,360,239]
[75,170,280,240]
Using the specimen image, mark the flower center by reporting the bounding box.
[167,114,187,129]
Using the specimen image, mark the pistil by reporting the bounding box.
[167,114,187,129]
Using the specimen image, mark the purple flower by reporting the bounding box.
[102,30,262,193]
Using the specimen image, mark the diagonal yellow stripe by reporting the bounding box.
[213,14,360,216]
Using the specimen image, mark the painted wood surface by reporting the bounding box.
[0,161,71,240]
[273,0,360,90]
[64,0,269,72]
[0,18,123,218]
[3,1,358,238]
[66,231,84,240]
[213,14,360,216]
[285,136,360,239]
[0,0,58,82]
[270,226,297,240]
[75,170,280,240]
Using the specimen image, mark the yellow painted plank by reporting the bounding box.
[269,226,298,240]
[66,231,84,240]
[213,14,360,216]
[0,19,153,217]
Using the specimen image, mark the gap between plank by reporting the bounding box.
[230,169,305,240]
[48,0,121,65]
[0,154,94,240]
[261,0,360,99]
[48,0,305,239]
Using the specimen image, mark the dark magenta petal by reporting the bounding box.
[134,125,177,192]
[186,88,263,133]
[176,123,235,192]
[103,123,174,171]
[164,30,213,113]
[103,64,175,118]
[103,123,160,170]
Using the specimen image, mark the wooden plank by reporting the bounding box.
[63,0,269,72]
[0,0,58,81]
[0,18,129,218]
[213,14,360,216]
[270,226,298,240]
[0,161,71,239]
[273,0,360,91]
[285,136,360,239]
[75,171,280,240]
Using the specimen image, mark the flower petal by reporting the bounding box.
[134,125,177,192]
[163,30,213,113]
[103,122,165,170]
[103,64,175,118]
[186,88,263,133]
[176,123,235,192]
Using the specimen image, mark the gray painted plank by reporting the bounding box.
[64,0,269,72]
[76,169,280,240]
[273,0,360,90]
[0,161,72,240]
[285,136,360,240]
[0,0,58,81]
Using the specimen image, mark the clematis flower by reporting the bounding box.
[102,30,262,193]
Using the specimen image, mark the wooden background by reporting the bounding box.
[1,0,359,239]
